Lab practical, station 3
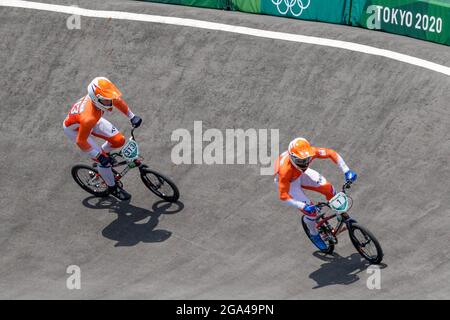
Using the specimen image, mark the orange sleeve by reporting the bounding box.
[114,97,133,118]
[278,176,293,201]
[278,164,294,201]
[313,147,339,164]
[76,120,96,152]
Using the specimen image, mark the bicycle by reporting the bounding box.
[71,127,180,203]
[301,181,383,264]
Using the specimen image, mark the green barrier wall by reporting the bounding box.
[140,0,227,9]
[141,0,450,46]
[351,0,450,45]
[142,0,350,24]
[230,0,260,13]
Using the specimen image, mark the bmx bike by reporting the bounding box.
[302,181,383,264]
[71,127,180,203]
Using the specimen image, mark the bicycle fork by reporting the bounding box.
[332,212,358,237]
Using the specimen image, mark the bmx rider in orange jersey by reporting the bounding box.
[63,77,142,201]
[275,138,358,250]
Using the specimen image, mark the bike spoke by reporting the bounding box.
[78,169,107,193]
[145,174,173,197]
[140,168,179,202]
[353,230,377,258]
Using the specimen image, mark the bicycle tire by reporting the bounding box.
[71,164,110,197]
[139,166,180,203]
[301,217,334,254]
[348,223,384,264]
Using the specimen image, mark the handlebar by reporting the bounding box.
[342,180,353,192]
[130,126,137,140]
[317,202,329,209]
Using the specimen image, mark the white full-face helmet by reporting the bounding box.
[87,77,122,112]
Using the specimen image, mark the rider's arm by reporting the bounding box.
[314,147,350,174]
[76,120,99,158]
[278,173,307,210]
[114,97,135,120]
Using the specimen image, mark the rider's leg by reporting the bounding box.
[63,123,116,188]
[300,168,335,200]
[90,118,131,200]
[301,169,355,223]
[299,168,337,241]
[275,173,326,249]
[96,165,115,187]
[298,169,334,237]
[278,175,319,236]
[101,134,125,154]
[91,118,126,154]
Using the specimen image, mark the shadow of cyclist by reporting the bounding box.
[82,196,184,247]
[309,252,374,289]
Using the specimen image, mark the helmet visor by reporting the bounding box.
[291,155,312,168]
[98,97,113,107]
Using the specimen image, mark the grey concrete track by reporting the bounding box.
[0,0,449,299]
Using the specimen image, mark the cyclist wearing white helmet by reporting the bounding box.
[275,137,357,250]
[63,77,142,201]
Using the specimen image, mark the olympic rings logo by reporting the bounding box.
[271,0,311,17]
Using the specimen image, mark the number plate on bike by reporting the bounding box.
[121,139,139,161]
[329,192,349,213]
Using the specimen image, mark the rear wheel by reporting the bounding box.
[348,223,383,264]
[301,217,334,254]
[71,164,109,197]
[140,166,179,203]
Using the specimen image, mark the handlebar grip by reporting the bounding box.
[317,202,328,208]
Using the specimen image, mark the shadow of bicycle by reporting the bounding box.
[309,252,388,289]
[82,196,184,247]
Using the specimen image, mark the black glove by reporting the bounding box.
[97,153,112,167]
[131,115,142,128]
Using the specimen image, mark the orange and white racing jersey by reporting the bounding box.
[275,147,350,207]
[63,95,135,156]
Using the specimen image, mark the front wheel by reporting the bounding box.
[301,217,334,254]
[71,164,109,197]
[348,223,384,264]
[140,166,180,203]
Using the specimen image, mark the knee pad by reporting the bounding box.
[322,183,335,200]
[109,134,126,149]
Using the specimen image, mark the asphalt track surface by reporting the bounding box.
[1,0,449,299]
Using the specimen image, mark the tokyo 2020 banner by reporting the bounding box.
[351,0,450,46]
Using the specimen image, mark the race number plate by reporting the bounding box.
[121,139,139,161]
[329,192,349,213]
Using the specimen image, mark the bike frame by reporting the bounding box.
[316,214,348,237]
[315,181,354,239]
[93,127,143,181]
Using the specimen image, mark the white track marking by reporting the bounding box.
[1,0,449,76]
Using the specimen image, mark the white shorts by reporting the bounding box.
[286,168,329,204]
[63,117,121,158]
[275,168,335,217]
